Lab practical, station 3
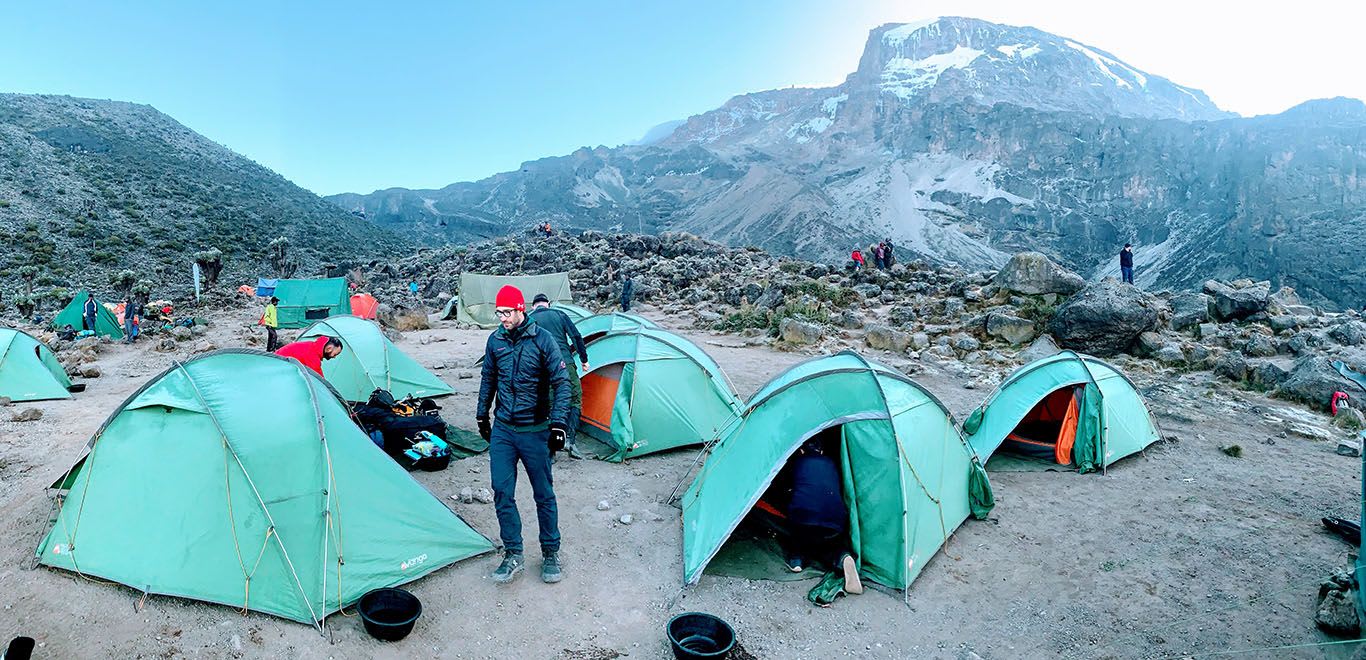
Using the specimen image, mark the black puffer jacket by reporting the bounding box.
[477,318,570,428]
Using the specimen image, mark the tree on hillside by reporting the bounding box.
[109,270,137,300]
[194,248,223,290]
[18,265,38,296]
[132,279,153,307]
[269,237,298,279]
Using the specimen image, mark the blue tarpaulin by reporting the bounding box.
[255,278,279,297]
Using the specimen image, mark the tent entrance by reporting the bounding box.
[579,362,636,453]
[1000,386,1080,466]
[705,425,850,582]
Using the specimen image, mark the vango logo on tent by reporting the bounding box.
[400,553,429,571]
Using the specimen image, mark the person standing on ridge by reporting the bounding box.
[260,296,280,352]
[477,285,571,585]
[883,238,896,268]
[1119,243,1135,284]
[529,293,590,460]
[620,275,634,312]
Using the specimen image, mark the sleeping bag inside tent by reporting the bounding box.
[578,327,740,462]
[53,292,124,339]
[575,312,658,345]
[0,328,74,402]
[681,352,993,592]
[271,278,352,329]
[37,350,492,628]
[298,315,453,402]
[962,351,1159,472]
[456,273,572,328]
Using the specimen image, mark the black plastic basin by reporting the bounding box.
[667,612,735,659]
[358,588,421,642]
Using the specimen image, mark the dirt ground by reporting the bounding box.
[1,304,1362,659]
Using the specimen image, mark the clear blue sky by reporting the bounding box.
[2,1,1360,196]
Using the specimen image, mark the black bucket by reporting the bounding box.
[358,588,422,641]
[5,636,35,660]
[667,612,735,659]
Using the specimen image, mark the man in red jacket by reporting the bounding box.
[274,335,344,377]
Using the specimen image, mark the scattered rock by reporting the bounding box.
[458,487,475,504]
[171,326,193,341]
[1241,335,1278,358]
[474,488,495,504]
[155,338,178,353]
[0,397,10,407]
[1331,322,1366,347]
[985,313,1037,346]
[1214,353,1249,382]
[1169,292,1211,331]
[992,252,1085,296]
[11,408,43,422]
[597,500,612,511]
[1220,444,1243,457]
[1203,280,1271,321]
[1316,576,1361,636]
[1017,335,1061,363]
[191,341,218,354]
[952,335,981,352]
[779,318,824,346]
[457,370,475,380]
[1155,344,1187,367]
[1048,280,1164,356]
[618,514,634,525]
[80,366,102,378]
[1337,434,1363,457]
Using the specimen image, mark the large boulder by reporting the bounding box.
[993,252,1085,296]
[1203,280,1271,321]
[985,312,1038,346]
[1274,356,1359,410]
[1047,281,1164,356]
[779,319,823,346]
[865,324,912,353]
[1169,292,1211,331]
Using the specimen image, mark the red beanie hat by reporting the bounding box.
[495,285,525,311]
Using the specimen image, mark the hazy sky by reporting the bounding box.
[1,1,1360,195]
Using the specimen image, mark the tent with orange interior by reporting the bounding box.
[962,351,1160,473]
[349,293,380,320]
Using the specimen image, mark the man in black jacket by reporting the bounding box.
[477,285,571,585]
[529,293,590,459]
[1119,243,1135,284]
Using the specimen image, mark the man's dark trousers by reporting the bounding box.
[1121,266,1134,284]
[489,421,560,555]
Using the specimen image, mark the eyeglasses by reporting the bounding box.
[495,309,517,318]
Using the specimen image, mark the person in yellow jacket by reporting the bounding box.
[260,296,280,351]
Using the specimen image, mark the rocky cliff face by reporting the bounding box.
[0,94,409,303]
[332,17,1366,308]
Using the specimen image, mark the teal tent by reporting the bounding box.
[555,303,593,323]
[272,278,352,329]
[0,328,73,402]
[575,313,659,345]
[52,292,124,339]
[298,315,453,401]
[579,327,740,462]
[962,351,1160,473]
[681,352,992,592]
[38,350,493,628]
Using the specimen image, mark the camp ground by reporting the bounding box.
[575,312,659,345]
[962,351,1161,472]
[0,328,74,402]
[37,350,493,629]
[455,272,572,328]
[577,326,742,462]
[680,352,992,593]
[297,315,453,402]
[52,291,124,339]
[270,278,352,329]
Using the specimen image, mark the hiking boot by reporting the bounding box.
[840,553,863,595]
[491,552,524,584]
[784,552,805,573]
[541,551,563,584]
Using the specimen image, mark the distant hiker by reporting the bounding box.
[82,292,98,333]
[883,238,896,268]
[543,222,554,237]
[121,297,139,344]
[275,335,343,377]
[477,285,571,585]
[1119,243,1135,284]
[850,248,864,270]
[620,275,634,312]
[408,281,420,295]
[873,242,886,269]
[776,436,862,596]
[260,296,280,352]
[530,293,590,460]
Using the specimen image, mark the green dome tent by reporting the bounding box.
[579,326,740,462]
[681,352,992,592]
[575,312,658,345]
[38,350,493,628]
[455,272,572,328]
[52,292,124,339]
[555,302,593,323]
[298,315,453,402]
[962,351,1160,473]
[271,278,352,329]
[0,328,74,402]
